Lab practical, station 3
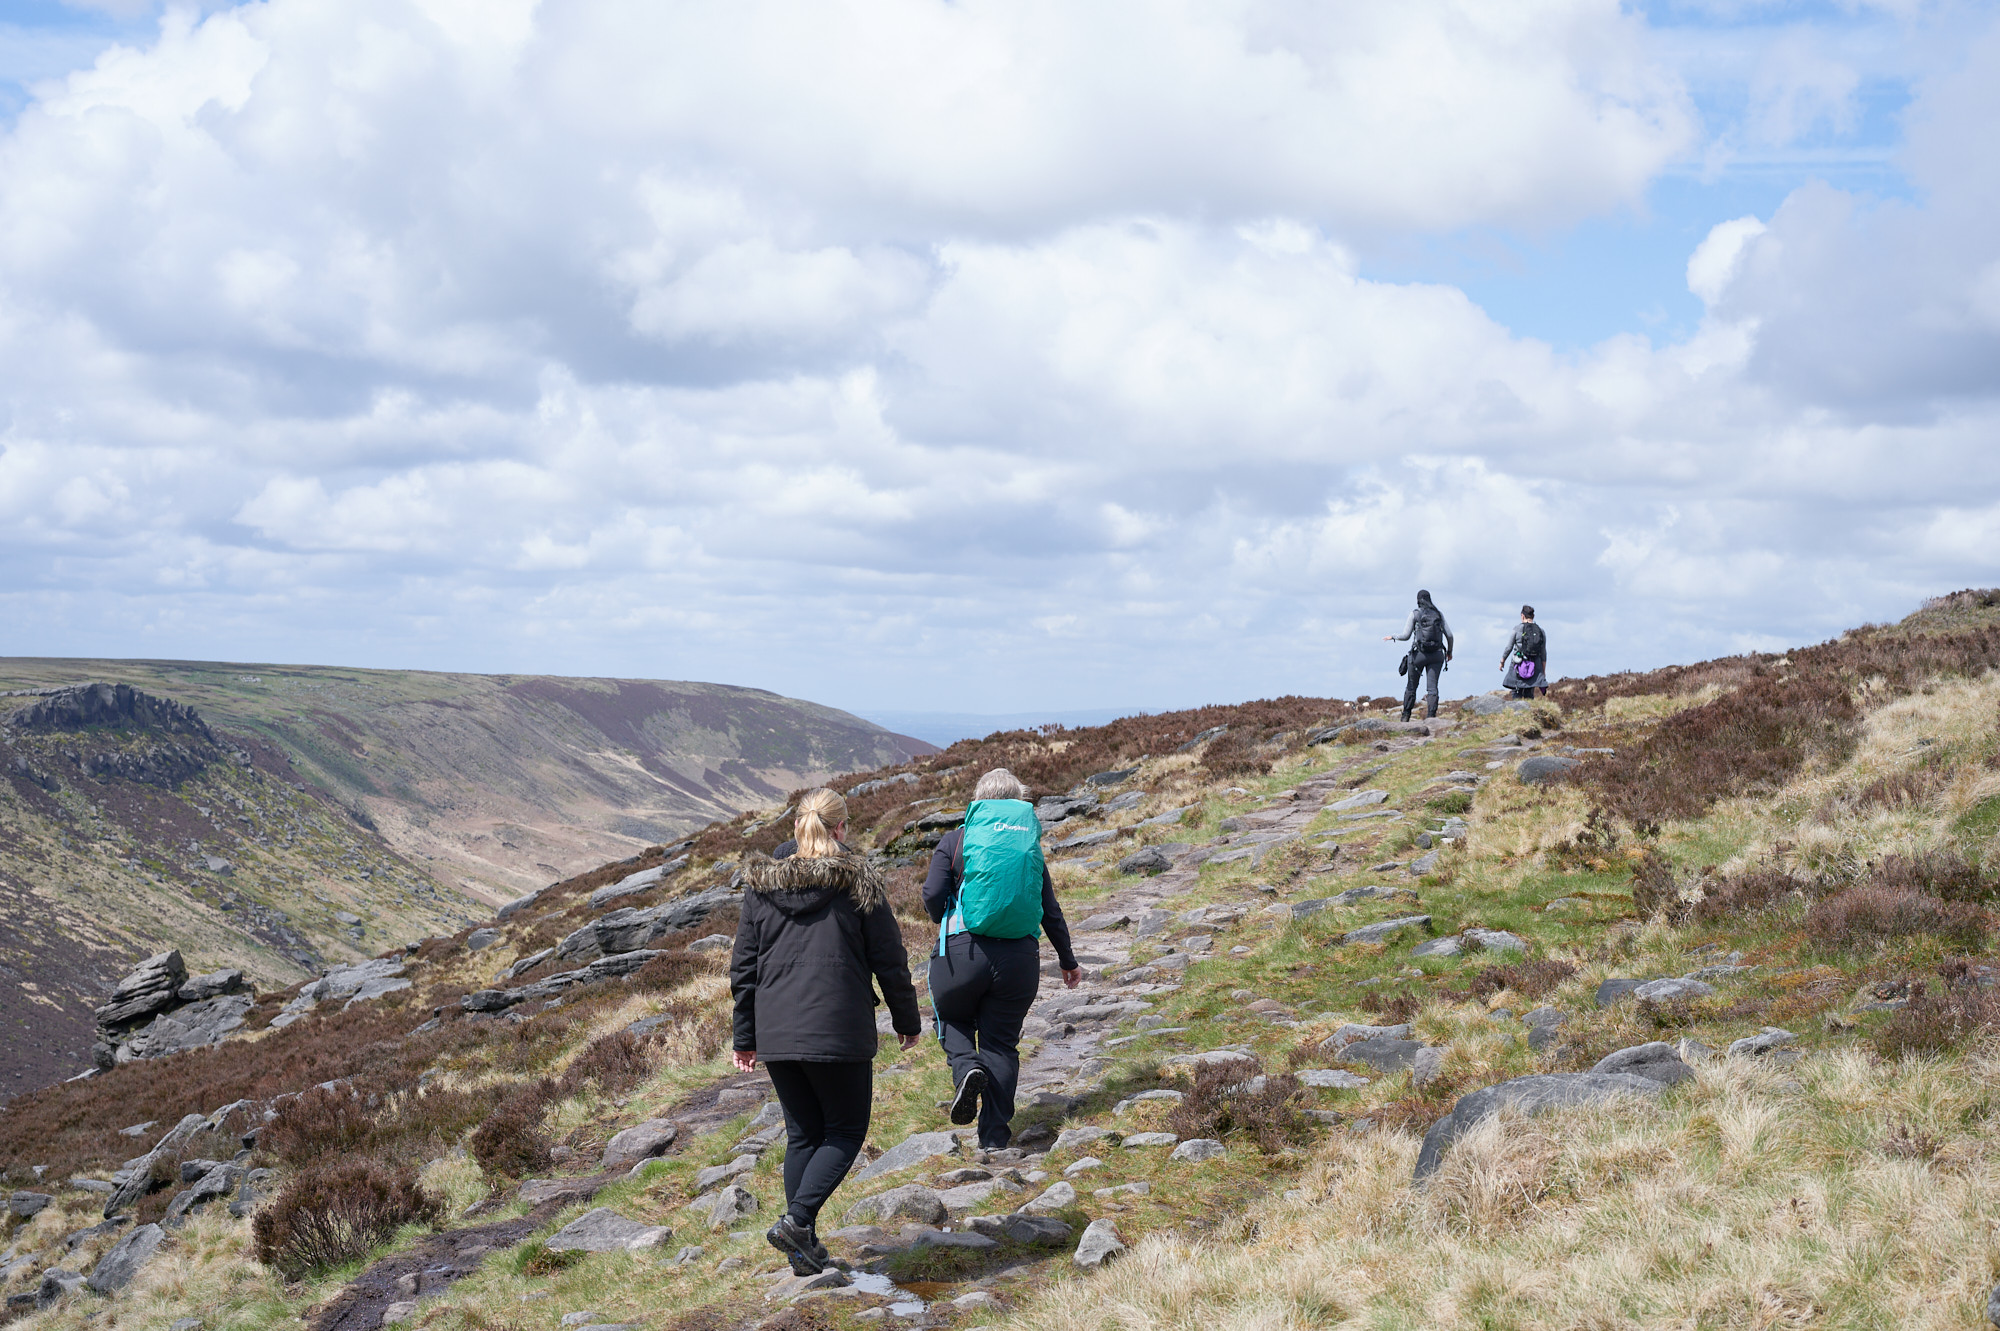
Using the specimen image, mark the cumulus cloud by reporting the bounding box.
[0,0,1994,711]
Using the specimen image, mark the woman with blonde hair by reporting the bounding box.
[731,787,921,1275]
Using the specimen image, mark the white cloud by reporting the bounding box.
[0,0,1995,711]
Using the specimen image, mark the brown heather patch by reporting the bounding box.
[689,694,1366,860]
[1165,1057,1314,1154]
[252,1158,445,1280]
[1802,887,1988,953]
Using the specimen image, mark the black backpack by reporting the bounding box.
[1413,604,1445,652]
[1518,622,1545,659]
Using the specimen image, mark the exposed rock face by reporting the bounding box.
[270,958,410,1027]
[86,1224,164,1293]
[551,888,741,965]
[6,684,222,789]
[93,954,255,1068]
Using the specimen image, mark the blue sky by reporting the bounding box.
[0,0,1995,722]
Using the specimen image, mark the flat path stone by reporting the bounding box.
[853,1131,964,1182]
[1341,915,1430,945]
[544,1208,672,1253]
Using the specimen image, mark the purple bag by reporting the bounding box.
[1516,660,1537,680]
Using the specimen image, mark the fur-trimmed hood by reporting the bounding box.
[740,850,887,914]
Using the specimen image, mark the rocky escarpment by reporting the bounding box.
[92,952,255,1070]
[6,684,224,790]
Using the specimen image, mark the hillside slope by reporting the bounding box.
[5,592,2000,1330]
[0,661,930,1099]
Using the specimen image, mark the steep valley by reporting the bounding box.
[0,662,931,1097]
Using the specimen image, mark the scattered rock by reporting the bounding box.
[1169,1139,1225,1162]
[1632,978,1715,1004]
[1324,1023,1410,1049]
[1516,756,1578,785]
[164,1161,243,1227]
[8,1193,51,1219]
[1464,929,1526,953]
[1053,1126,1117,1153]
[842,1185,947,1227]
[1591,1043,1694,1086]
[1340,915,1431,946]
[1119,1133,1177,1149]
[1326,790,1389,811]
[688,1185,759,1229]
[1076,911,1132,931]
[85,1223,164,1294]
[1411,936,1465,959]
[466,928,501,951]
[1412,1047,1446,1088]
[1116,846,1176,875]
[1414,1073,1670,1180]
[1727,1027,1797,1059]
[693,1156,757,1190]
[544,1208,673,1253]
[1018,1181,1076,1213]
[1339,1038,1428,1072]
[1073,1218,1126,1268]
[601,1119,679,1172]
[1594,979,1645,1008]
[1296,1068,1370,1090]
[380,1301,419,1326]
[855,1131,964,1182]
[1084,767,1141,787]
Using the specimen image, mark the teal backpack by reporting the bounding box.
[943,799,1045,943]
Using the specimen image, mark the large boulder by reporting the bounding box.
[543,1208,672,1253]
[86,1224,165,1294]
[1338,1038,1428,1073]
[121,994,254,1060]
[94,952,188,1033]
[1516,756,1578,785]
[1414,1073,1671,1180]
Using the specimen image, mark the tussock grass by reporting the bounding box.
[1012,1049,2000,1330]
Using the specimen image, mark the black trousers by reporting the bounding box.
[763,1059,872,1227]
[927,933,1040,1149]
[1403,649,1446,718]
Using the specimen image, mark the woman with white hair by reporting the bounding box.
[923,767,1080,1151]
[731,787,922,1275]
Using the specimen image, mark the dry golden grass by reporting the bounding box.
[1012,1048,2000,1331]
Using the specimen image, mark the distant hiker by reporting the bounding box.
[731,787,922,1276]
[1384,589,1454,721]
[1501,604,1548,699]
[924,768,1081,1152]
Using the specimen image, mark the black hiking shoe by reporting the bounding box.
[948,1066,987,1126]
[766,1214,824,1276]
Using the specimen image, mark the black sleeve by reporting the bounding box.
[1040,867,1078,971]
[921,830,962,923]
[729,891,763,1052]
[863,899,923,1036]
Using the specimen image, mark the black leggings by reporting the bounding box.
[928,933,1041,1149]
[763,1059,873,1227]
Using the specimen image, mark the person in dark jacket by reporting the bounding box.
[1500,604,1548,699]
[923,768,1080,1152]
[731,787,921,1275]
[1384,589,1454,721]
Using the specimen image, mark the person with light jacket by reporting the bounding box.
[731,787,921,1275]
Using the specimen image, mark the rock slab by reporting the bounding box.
[86,1223,164,1294]
[1414,1073,1670,1180]
[544,1208,673,1253]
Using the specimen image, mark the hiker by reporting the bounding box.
[1500,604,1548,699]
[924,768,1081,1152]
[731,787,922,1276]
[1383,589,1454,720]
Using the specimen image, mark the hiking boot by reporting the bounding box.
[948,1066,987,1126]
[765,1214,824,1276]
[1400,706,1413,723]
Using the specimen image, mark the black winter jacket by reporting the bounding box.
[922,829,1079,971]
[730,851,921,1060]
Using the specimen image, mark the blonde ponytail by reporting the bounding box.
[793,788,849,859]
